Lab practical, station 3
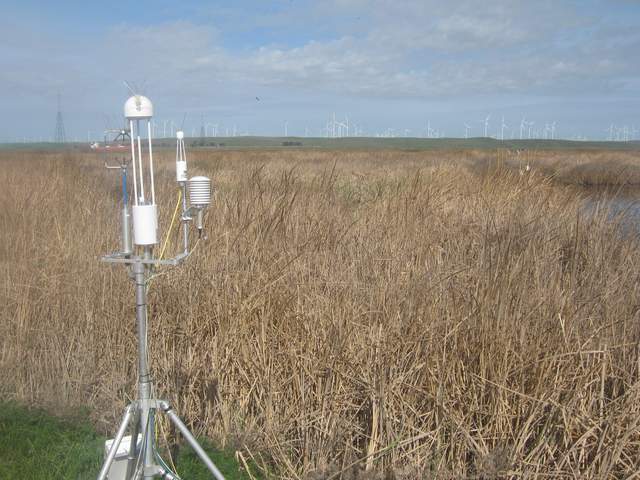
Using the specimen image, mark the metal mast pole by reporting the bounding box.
[134,248,156,479]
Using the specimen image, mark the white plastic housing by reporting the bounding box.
[176,160,187,182]
[189,176,211,207]
[104,435,142,480]
[132,204,158,245]
[124,95,153,119]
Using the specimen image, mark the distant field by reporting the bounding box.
[2,147,640,478]
[2,136,640,151]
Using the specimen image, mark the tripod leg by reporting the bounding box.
[125,406,141,480]
[97,404,134,480]
[160,402,226,480]
[141,403,157,480]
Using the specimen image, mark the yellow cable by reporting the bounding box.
[159,189,182,261]
[151,191,183,476]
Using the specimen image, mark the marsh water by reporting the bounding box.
[582,187,640,238]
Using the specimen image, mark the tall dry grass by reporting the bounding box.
[479,148,640,186]
[2,148,640,478]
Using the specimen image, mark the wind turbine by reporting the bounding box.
[205,123,218,137]
[605,124,613,141]
[500,116,508,141]
[519,118,526,140]
[464,123,471,139]
[484,115,491,138]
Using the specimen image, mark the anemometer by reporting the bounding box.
[97,94,225,480]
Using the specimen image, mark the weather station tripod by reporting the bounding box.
[96,92,224,480]
[97,250,224,480]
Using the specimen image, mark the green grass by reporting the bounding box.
[0,402,263,479]
[177,439,264,480]
[0,402,104,479]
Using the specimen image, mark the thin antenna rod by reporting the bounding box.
[147,120,155,204]
[123,80,136,97]
[129,119,139,205]
[136,120,145,202]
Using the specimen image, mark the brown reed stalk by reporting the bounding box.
[1,147,640,479]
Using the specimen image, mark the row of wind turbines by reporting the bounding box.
[9,112,637,144]
[137,119,248,139]
[292,114,559,140]
[465,116,557,141]
[311,114,638,142]
[100,113,250,141]
[607,124,638,142]
[313,114,559,141]
[44,118,640,143]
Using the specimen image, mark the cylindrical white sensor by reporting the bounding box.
[176,161,187,182]
[189,176,211,207]
[132,204,158,245]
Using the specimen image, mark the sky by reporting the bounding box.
[1,0,639,141]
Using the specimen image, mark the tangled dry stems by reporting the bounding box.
[1,148,640,478]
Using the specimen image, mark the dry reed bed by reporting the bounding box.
[2,148,640,478]
[482,148,640,186]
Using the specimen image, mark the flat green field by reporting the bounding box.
[2,136,639,151]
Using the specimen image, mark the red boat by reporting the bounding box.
[89,127,131,152]
[90,142,129,153]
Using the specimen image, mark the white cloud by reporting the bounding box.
[82,9,635,103]
[0,0,638,139]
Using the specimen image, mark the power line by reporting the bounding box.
[54,93,66,143]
